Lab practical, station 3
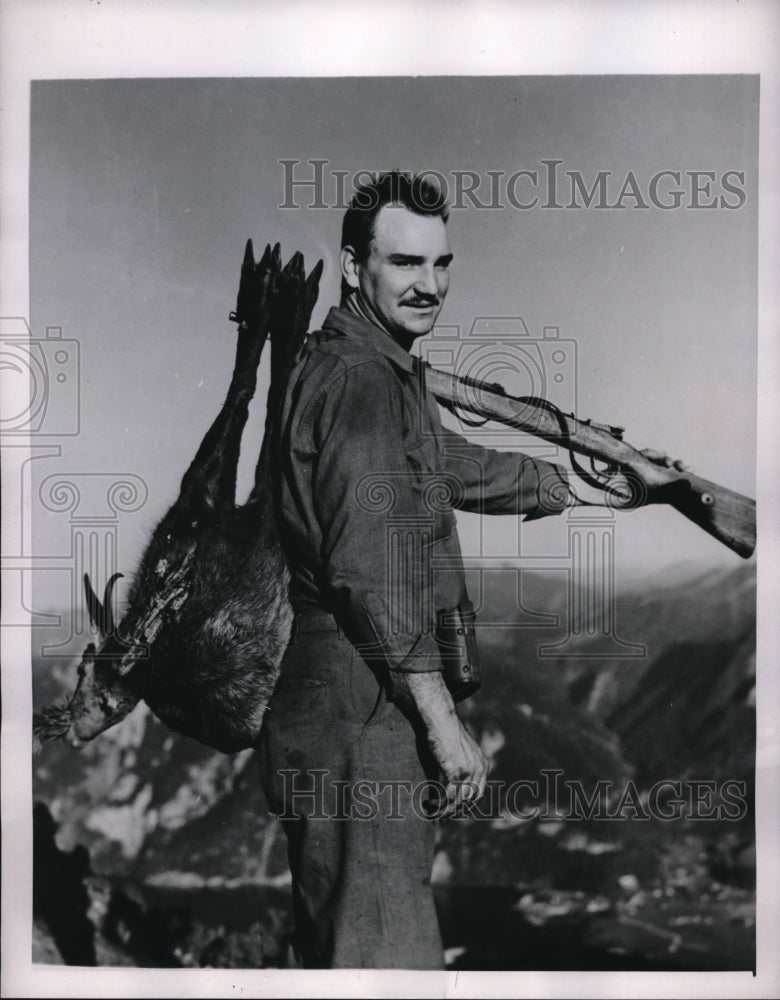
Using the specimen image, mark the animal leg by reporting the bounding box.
[250,252,323,500]
[177,240,279,519]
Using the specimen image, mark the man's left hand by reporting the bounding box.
[638,448,691,474]
[569,448,693,509]
[625,448,693,506]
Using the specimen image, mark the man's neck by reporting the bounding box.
[341,294,414,353]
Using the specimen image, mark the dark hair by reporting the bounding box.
[341,170,450,263]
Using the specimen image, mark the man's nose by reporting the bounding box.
[414,265,439,297]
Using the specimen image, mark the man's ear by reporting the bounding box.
[340,244,361,291]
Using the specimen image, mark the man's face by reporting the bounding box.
[342,205,453,345]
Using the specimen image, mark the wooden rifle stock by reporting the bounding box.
[424,365,756,559]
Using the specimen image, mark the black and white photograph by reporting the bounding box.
[1,2,778,998]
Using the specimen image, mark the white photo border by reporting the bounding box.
[2,1,778,998]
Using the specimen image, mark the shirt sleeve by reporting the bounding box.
[437,427,573,517]
[308,360,444,673]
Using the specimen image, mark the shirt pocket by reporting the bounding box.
[404,433,440,478]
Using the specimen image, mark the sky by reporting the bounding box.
[26,75,758,611]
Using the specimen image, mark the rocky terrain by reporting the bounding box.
[31,560,756,970]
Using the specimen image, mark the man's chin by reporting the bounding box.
[397,310,438,338]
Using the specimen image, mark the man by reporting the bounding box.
[259,171,678,969]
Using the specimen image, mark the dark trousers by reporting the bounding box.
[258,612,444,969]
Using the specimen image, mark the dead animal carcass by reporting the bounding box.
[33,242,322,754]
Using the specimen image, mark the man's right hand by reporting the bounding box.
[388,669,488,816]
[426,707,488,815]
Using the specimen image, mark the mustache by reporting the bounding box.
[401,295,439,307]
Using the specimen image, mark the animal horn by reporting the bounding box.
[102,573,124,636]
[83,573,105,633]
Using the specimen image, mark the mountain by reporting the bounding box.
[31,559,756,969]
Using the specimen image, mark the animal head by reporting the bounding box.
[35,516,197,753]
[60,573,144,749]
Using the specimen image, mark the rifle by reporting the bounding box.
[423,364,756,559]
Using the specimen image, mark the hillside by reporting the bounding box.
[31,560,756,969]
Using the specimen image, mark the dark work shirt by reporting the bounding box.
[276,306,569,673]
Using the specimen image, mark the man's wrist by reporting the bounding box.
[526,464,576,520]
[542,467,648,511]
[388,668,458,729]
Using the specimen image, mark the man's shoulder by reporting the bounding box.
[295,328,397,388]
[282,330,399,426]
[305,328,390,370]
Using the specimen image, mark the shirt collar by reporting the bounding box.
[322,307,417,375]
